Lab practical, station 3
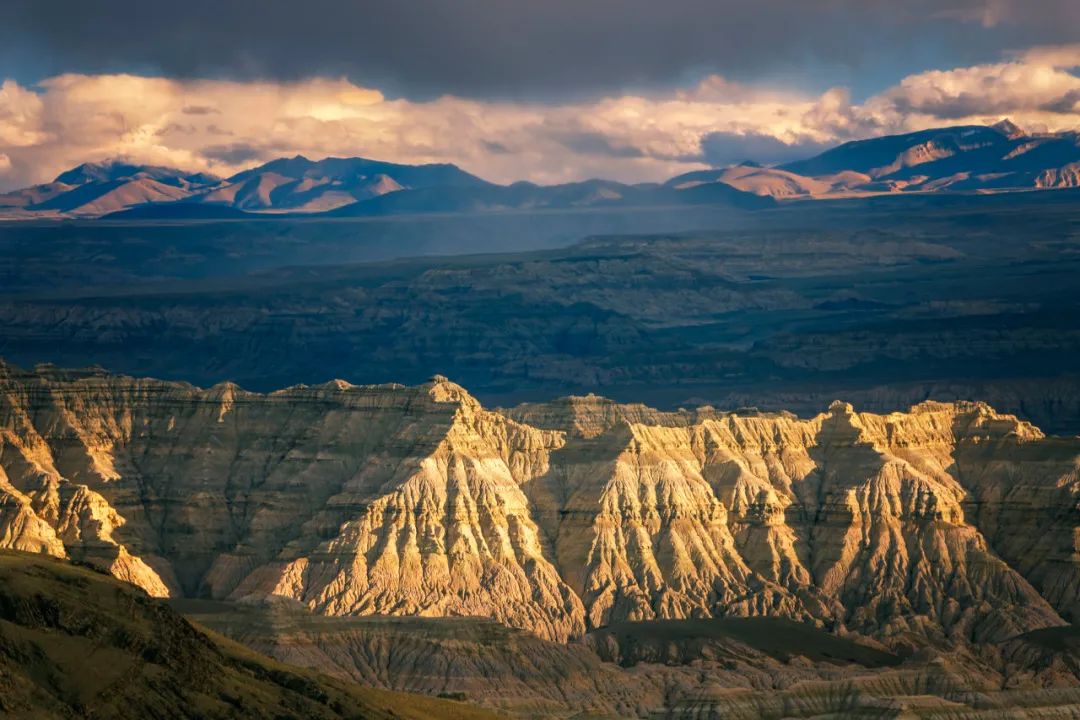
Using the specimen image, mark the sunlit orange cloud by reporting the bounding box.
[1,45,1079,190]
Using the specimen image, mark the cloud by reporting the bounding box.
[0,73,829,188]
[800,87,883,140]
[3,1,1080,101]
[933,0,1017,28]
[700,132,833,167]
[1012,43,1080,68]
[201,143,266,165]
[879,60,1080,120]
[549,131,647,160]
[849,50,1080,138]
[0,79,46,148]
[1,45,1080,191]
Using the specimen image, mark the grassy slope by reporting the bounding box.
[0,551,502,720]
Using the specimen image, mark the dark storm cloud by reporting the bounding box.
[202,143,268,165]
[480,141,513,155]
[2,0,1079,100]
[553,131,647,159]
[1042,89,1080,114]
[699,131,833,167]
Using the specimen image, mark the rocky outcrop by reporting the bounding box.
[0,361,1077,648]
[512,397,1077,644]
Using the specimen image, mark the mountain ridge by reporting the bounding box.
[6,121,1080,219]
[778,122,1080,194]
[0,160,223,217]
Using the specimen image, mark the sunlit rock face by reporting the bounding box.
[1,360,1077,645]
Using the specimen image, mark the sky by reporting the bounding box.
[1,0,1080,190]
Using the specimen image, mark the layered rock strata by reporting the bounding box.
[1,361,1077,646]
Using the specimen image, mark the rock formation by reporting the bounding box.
[1,360,1077,649]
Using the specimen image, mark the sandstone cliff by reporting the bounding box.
[1,360,1077,648]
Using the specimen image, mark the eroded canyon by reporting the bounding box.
[2,360,1080,717]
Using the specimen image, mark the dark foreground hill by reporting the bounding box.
[0,551,501,720]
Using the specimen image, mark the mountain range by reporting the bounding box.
[670,120,1080,197]
[3,120,1079,219]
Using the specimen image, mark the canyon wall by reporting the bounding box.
[1,361,1077,647]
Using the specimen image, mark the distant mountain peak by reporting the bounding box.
[53,159,220,187]
[227,155,490,189]
[992,118,1027,139]
[777,122,1080,193]
[53,159,142,184]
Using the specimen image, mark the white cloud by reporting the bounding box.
[0,73,827,188]
[2,45,1080,191]
[1012,43,1080,68]
[0,80,47,149]
[876,59,1080,121]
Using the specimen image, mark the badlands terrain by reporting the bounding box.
[1,361,1079,717]
[2,188,1079,434]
